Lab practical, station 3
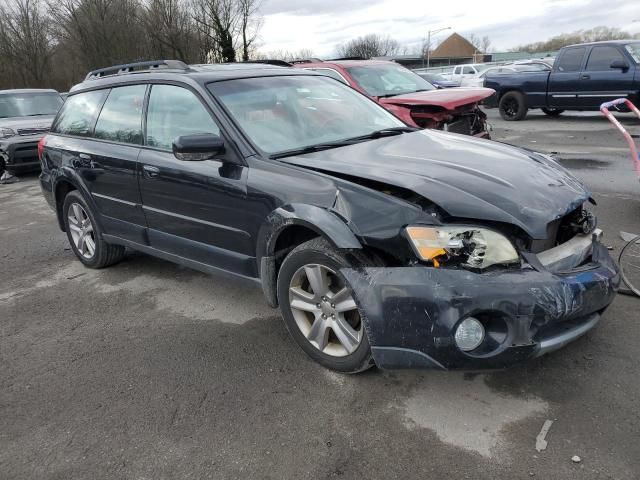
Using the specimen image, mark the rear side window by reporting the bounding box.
[556,47,586,72]
[145,85,220,150]
[94,85,146,145]
[586,46,625,71]
[51,90,108,137]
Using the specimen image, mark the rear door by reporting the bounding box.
[49,86,148,242]
[137,84,253,277]
[578,45,636,108]
[548,47,587,108]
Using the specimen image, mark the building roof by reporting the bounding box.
[431,33,478,58]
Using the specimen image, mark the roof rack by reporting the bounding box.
[243,60,293,67]
[85,60,191,80]
[328,56,368,61]
[290,58,324,64]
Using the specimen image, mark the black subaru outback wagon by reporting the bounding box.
[39,60,619,373]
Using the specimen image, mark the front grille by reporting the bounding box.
[17,127,49,136]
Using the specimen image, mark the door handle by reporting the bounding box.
[143,165,160,178]
[580,74,590,80]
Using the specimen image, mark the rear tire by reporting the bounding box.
[499,91,528,121]
[277,237,375,373]
[62,190,125,268]
[542,107,564,117]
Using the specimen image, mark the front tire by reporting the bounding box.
[277,238,374,373]
[62,190,125,268]
[499,91,528,121]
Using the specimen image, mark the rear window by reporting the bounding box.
[556,47,586,72]
[94,85,146,145]
[624,43,640,63]
[51,90,108,137]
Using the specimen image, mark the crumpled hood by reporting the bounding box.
[0,115,55,131]
[378,87,494,110]
[279,130,590,240]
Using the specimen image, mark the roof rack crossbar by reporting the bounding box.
[85,60,190,80]
[243,60,293,67]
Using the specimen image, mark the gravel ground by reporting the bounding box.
[1,108,639,479]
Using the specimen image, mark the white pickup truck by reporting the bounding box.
[442,64,487,86]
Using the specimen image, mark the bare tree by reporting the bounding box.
[141,0,199,62]
[336,34,400,58]
[237,0,262,61]
[513,26,633,53]
[0,0,54,87]
[193,0,237,63]
[468,33,491,53]
[257,48,316,62]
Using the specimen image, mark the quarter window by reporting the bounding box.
[94,85,146,144]
[556,48,586,72]
[145,85,220,150]
[51,90,108,137]
[586,46,626,71]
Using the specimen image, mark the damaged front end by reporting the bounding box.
[410,104,490,139]
[340,209,619,370]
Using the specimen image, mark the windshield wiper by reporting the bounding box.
[269,127,418,159]
[25,113,51,116]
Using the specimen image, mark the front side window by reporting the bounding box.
[51,90,108,137]
[208,75,404,155]
[346,64,435,97]
[462,66,474,74]
[586,46,626,71]
[94,85,146,145]
[146,85,220,150]
[556,47,586,72]
[0,92,63,119]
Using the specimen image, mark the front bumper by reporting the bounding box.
[342,241,619,370]
[0,135,44,173]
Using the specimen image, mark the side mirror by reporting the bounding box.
[172,133,225,161]
[610,59,630,71]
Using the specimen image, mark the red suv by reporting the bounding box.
[294,59,494,138]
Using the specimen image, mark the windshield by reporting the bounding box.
[208,75,405,155]
[0,92,63,119]
[346,64,435,97]
[625,42,640,63]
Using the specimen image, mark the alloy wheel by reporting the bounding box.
[67,203,96,259]
[288,264,363,357]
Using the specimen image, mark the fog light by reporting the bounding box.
[455,317,485,352]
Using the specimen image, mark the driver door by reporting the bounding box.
[138,84,254,277]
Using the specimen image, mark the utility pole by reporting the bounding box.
[425,27,451,69]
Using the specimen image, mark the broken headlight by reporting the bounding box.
[405,226,519,269]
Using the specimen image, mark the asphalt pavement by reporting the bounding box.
[1,108,639,479]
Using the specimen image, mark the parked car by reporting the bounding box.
[484,40,640,120]
[441,64,488,85]
[0,89,64,177]
[416,72,458,88]
[295,59,493,137]
[39,60,619,373]
[461,66,519,88]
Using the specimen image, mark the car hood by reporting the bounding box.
[378,87,494,110]
[0,115,55,130]
[278,130,590,240]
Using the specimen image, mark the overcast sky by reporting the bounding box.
[258,0,640,57]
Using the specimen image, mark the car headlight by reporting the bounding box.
[0,127,17,139]
[405,225,519,269]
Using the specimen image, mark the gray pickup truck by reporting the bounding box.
[484,40,640,120]
[0,89,64,178]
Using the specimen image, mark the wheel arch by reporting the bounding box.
[257,204,362,307]
[53,169,101,232]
